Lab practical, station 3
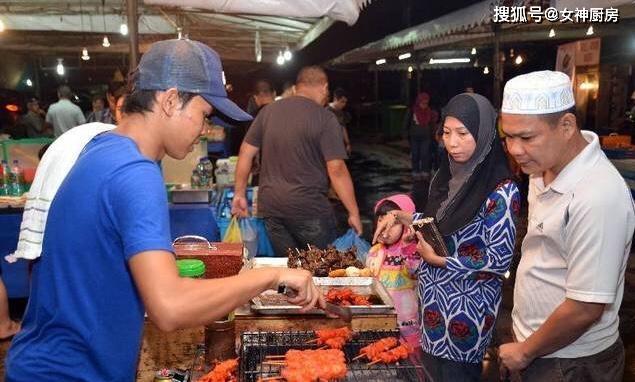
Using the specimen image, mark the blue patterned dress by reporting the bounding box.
[414,180,520,363]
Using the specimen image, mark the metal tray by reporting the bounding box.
[250,277,395,315]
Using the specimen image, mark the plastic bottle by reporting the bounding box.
[197,158,208,188]
[221,199,231,219]
[9,160,24,196]
[0,160,9,196]
[201,158,214,187]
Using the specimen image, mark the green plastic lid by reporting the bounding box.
[176,259,206,278]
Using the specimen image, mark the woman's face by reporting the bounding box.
[442,116,476,163]
[377,213,404,246]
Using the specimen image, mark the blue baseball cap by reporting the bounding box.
[136,39,252,121]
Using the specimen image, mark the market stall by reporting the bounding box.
[136,242,429,382]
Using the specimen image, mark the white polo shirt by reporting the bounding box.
[512,131,635,358]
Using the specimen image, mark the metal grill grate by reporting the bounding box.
[239,330,429,382]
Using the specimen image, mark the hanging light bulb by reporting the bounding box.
[586,25,594,35]
[177,27,183,40]
[0,19,5,33]
[81,47,90,61]
[56,59,65,76]
[25,79,33,87]
[254,31,262,63]
[283,47,292,61]
[515,55,523,65]
[407,66,413,73]
[549,28,556,38]
[102,36,110,47]
[509,48,515,58]
[120,22,128,36]
[471,47,477,55]
[276,51,285,65]
[483,66,490,74]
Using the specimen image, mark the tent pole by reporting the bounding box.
[127,0,139,73]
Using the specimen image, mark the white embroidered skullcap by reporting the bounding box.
[502,70,575,115]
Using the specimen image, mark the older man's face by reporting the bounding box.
[500,113,569,175]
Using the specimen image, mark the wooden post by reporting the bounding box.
[127,0,139,73]
[492,23,503,109]
[374,69,380,132]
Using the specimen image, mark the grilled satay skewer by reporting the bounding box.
[353,337,400,361]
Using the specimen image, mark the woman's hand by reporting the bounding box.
[415,232,446,268]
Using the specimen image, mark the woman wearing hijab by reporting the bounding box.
[375,93,520,381]
[405,92,439,180]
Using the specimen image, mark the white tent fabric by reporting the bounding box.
[143,0,371,26]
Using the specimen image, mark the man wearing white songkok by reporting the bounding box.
[498,70,635,382]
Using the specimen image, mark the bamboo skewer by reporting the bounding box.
[367,359,383,366]
[262,361,287,366]
[352,353,366,361]
[258,376,284,382]
[265,355,286,359]
[305,338,319,344]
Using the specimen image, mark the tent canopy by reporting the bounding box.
[0,0,370,66]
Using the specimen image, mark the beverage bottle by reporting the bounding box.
[197,158,208,188]
[10,160,24,196]
[202,158,214,187]
[0,160,9,196]
[221,200,231,219]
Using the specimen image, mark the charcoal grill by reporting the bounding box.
[239,329,430,382]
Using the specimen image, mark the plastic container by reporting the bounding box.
[173,236,244,279]
[175,259,206,278]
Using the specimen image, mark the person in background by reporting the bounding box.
[232,66,362,256]
[45,85,86,138]
[375,92,519,382]
[498,71,635,382]
[276,81,295,100]
[367,194,421,349]
[246,79,276,117]
[327,88,352,155]
[0,276,20,340]
[5,39,324,381]
[404,92,439,181]
[106,80,127,124]
[20,98,49,138]
[85,95,113,124]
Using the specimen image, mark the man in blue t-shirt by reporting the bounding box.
[6,39,325,382]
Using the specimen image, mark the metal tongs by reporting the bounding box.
[277,283,352,322]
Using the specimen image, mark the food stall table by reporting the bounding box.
[136,304,398,382]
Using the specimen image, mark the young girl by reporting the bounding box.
[375,93,520,382]
[367,194,421,348]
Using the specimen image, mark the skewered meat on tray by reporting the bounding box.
[325,288,371,306]
[280,349,347,382]
[287,246,364,276]
[197,358,238,382]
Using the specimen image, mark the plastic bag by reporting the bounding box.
[332,228,371,263]
[239,218,258,259]
[222,216,242,243]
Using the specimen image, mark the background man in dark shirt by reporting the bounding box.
[232,66,362,256]
[327,88,352,154]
